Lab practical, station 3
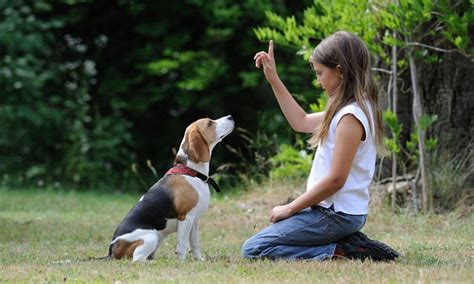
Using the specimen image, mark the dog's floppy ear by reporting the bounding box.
[183,126,210,163]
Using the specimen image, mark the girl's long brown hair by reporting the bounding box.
[308,31,388,156]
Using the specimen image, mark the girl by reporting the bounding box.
[241,31,398,261]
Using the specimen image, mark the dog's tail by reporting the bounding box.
[81,244,113,261]
[56,254,110,264]
[83,255,110,261]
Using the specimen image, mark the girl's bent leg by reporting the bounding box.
[245,243,336,261]
[241,206,366,260]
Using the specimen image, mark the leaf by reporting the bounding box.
[384,137,400,155]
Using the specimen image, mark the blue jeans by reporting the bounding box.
[241,205,367,261]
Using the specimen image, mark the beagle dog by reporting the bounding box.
[108,115,234,261]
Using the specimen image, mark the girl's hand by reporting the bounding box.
[254,40,279,84]
[269,204,293,223]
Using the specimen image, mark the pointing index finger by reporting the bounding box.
[268,40,274,58]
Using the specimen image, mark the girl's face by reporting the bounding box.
[311,61,342,96]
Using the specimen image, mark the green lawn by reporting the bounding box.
[1,184,472,283]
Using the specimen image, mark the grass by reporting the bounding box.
[1,182,473,283]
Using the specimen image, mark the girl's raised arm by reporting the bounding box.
[254,41,324,133]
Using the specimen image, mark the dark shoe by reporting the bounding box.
[336,231,400,261]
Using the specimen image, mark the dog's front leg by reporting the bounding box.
[176,218,194,260]
[189,220,205,260]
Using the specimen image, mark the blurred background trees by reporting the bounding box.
[0,0,314,187]
[0,0,472,212]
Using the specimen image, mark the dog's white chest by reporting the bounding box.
[185,176,211,214]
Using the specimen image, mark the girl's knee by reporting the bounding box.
[241,225,283,259]
[241,237,260,259]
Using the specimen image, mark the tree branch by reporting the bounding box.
[371,67,392,74]
[407,42,457,53]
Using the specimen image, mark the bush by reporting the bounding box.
[270,143,312,181]
[429,141,473,211]
[223,128,280,185]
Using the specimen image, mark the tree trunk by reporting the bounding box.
[412,166,420,215]
[407,46,431,214]
[391,30,399,212]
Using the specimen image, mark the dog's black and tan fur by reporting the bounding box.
[106,115,234,261]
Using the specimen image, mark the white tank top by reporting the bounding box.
[307,100,376,215]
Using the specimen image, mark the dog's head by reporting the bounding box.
[177,115,234,164]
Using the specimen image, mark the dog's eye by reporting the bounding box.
[207,120,214,127]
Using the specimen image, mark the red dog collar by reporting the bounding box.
[166,163,221,193]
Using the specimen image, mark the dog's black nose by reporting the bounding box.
[227,115,234,121]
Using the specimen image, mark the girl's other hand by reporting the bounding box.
[269,204,293,223]
[254,40,279,84]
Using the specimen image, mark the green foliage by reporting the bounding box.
[255,0,385,61]
[309,93,328,113]
[406,132,418,158]
[384,110,403,137]
[0,0,313,189]
[1,0,471,195]
[147,50,227,93]
[420,114,438,131]
[0,0,138,187]
[381,0,473,56]
[406,114,438,160]
[256,0,473,68]
[225,128,279,184]
[383,110,403,155]
[0,0,66,180]
[269,143,312,181]
[384,137,401,155]
[383,110,439,166]
[437,0,474,51]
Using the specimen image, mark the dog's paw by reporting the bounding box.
[193,255,205,261]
